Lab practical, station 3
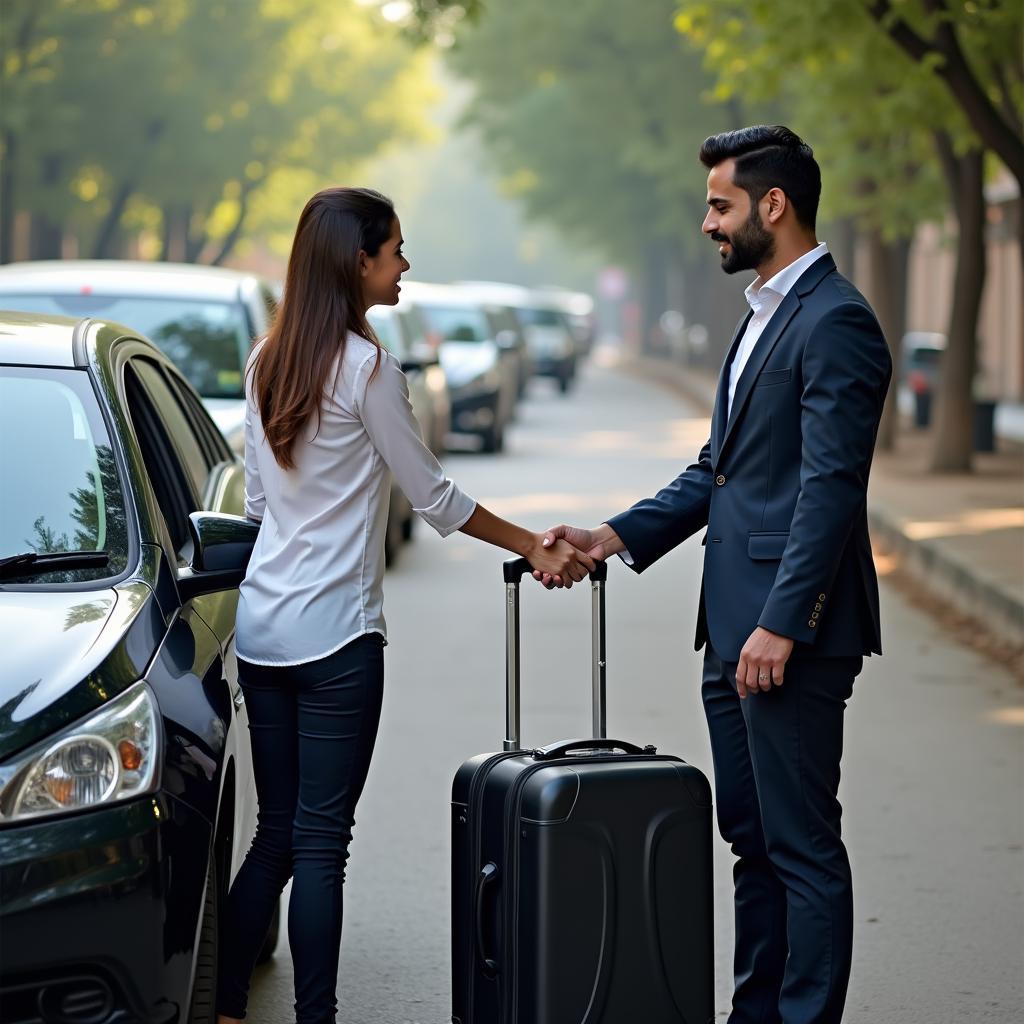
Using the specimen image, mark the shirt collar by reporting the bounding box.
[744,242,829,312]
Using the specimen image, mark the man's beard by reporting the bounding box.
[713,207,775,274]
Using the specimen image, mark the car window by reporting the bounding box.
[0,293,250,399]
[167,371,233,469]
[124,362,196,555]
[416,304,490,343]
[130,359,210,502]
[0,366,131,586]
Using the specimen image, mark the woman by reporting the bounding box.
[215,186,592,1024]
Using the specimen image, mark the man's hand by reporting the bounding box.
[532,523,624,589]
[735,627,794,698]
[525,534,595,589]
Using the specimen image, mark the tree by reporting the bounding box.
[448,0,760,353]
[0,0,435,265]
[677,0,1015,471]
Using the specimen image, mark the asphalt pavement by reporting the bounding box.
[244,347,1023,1023]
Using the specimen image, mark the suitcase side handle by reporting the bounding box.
[475,862,500,977]
[533,737,655,760]
[502,557,608,752]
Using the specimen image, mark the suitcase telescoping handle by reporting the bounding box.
[502,556,608,752]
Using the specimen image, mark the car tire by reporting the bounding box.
[558,373,571,395]
[481,422,504,454]
[187,852,219,1024]
[256,898,280,965]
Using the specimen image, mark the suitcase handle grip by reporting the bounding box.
[533,737,654,760]
[475,862,500,976]
[503,556,607,583]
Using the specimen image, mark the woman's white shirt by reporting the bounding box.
[236,333,476,666]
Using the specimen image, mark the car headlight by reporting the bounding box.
[0,681,161,825]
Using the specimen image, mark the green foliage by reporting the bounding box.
[448,0,757,269]
[675,0,957,240]
[1,0,435,260]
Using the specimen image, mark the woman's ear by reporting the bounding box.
[358,249,370,278]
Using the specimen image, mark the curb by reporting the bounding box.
[620,353,1024,651]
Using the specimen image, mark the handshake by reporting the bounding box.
[526,522,625,590]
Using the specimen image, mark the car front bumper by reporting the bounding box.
[449,386,501,434]
[0,792,212,1023]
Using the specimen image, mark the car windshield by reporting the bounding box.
[0,294,251,399]
[908,348,942,368]
[0,367,131,586]
[517,307,563,327]
[417,304,490,343]
[366,310,404,358]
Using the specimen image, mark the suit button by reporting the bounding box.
[814,603,822,611]
[715,474,726,486]
[808,619,817,628]
[812,611,820,619]
[819,593,826,601]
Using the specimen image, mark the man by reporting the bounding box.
[537,126,892,1024]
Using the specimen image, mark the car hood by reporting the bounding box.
[203,398,246,453]
[0,582,157,761]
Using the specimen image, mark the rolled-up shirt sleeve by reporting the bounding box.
[356,351,476,537]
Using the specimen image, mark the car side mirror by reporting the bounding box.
[402,339,439,373]
[495,329,519,351]
[177,511,260,601]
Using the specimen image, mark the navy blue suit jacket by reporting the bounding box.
[608,254,892,661]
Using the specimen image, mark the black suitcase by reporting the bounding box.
[451,558,714,1024]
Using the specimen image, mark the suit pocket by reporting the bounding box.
[748,531,789,560]
[756,367,792,387]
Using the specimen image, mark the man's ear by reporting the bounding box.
[765,188,787,225]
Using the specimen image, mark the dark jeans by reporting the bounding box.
[216,633,385,1024]
[702,646,862,1024]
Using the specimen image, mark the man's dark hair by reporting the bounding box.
[699,125,821,231]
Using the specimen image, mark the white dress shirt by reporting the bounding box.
[727,243,829,419]
[236,334,476,666]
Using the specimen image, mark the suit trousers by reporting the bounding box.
[216,632,385,1024]
[702,645,861,1024]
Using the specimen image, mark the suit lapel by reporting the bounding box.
[717,252,838,461]
[719,292,800,458]
[711,309,752,463]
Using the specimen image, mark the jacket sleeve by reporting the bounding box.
[757,301,892,643]
[605,439,713,574]
[356,351,477,537]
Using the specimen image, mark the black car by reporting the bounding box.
[0,313,273,1022]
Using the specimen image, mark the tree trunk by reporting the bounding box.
[639,241,669,355]
[92,181,136,259]
[28,153,64,259]
[930,141,986,473]
[865,229,910,451]
[830,216,858,279]
[208,186,255,267]
[0,131,16,264]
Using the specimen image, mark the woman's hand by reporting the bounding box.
[526,534,595,588]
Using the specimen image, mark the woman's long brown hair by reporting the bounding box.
[251,186,394,469]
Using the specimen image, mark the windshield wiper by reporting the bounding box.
[0,550,110,580]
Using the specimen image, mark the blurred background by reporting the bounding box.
[1,0,1020,472]
[0,3,1022,1020]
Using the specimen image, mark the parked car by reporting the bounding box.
[901,331,946,427]
[402,282,518,452]
[455,281,534,398]
[0,312,272,1022]
[535,285,597,357]
[0,260,278,452]
[367,301,452,563]
[512,291,579,394]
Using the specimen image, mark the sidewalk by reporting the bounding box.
[621,352,1024,672]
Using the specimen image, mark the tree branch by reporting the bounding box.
[868,0,1024,182]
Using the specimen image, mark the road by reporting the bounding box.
[245,350,1023,1023]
